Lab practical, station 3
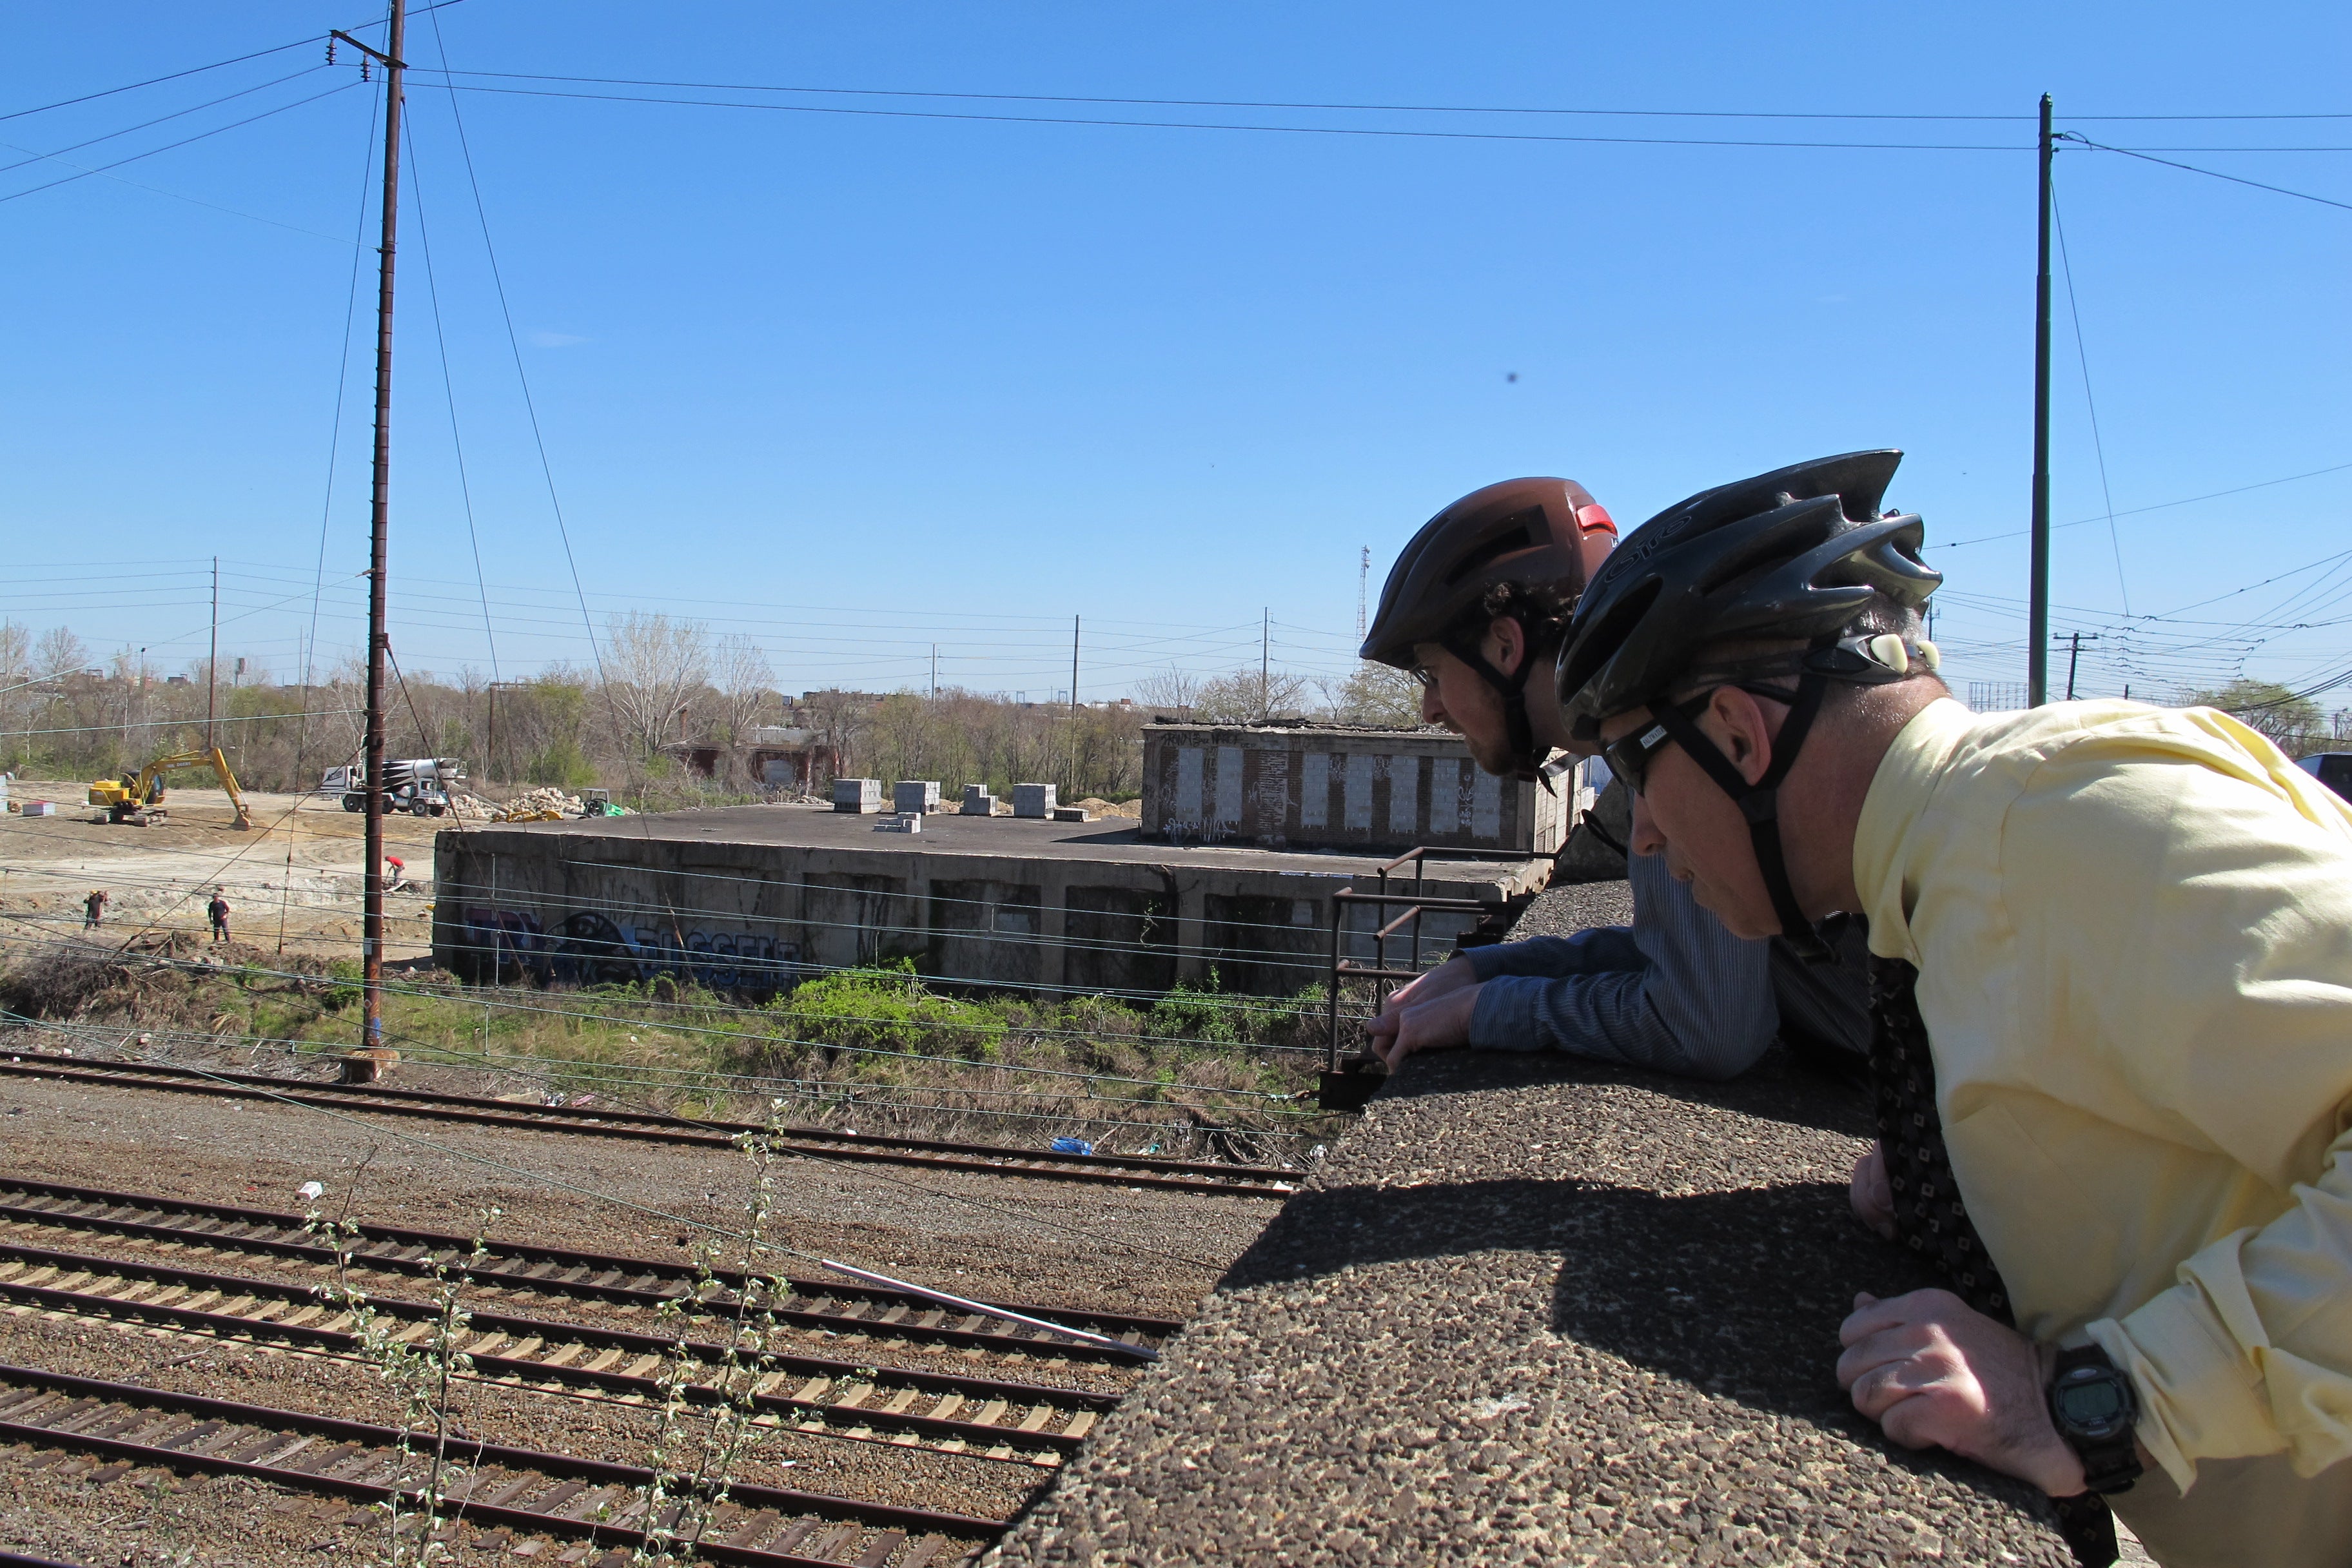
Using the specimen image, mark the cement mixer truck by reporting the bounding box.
[335,757,466,818]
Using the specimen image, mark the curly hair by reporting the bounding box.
[1457,580,1574,658]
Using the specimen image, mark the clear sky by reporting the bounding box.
[3,2,2347,707]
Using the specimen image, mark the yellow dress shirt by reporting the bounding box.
[1853,697,2352,1565]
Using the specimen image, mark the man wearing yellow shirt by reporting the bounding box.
[1553,450,2352,1568]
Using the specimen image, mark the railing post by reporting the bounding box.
[1326,891,1345,1074]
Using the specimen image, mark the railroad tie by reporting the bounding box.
[854,1530,906,1567]
[723,1509,785,1547]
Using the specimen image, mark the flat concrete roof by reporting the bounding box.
[473,802,1544,885]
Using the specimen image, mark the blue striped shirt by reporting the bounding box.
[1465,850,1872,1081]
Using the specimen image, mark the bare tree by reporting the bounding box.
[714,632,774,745]
[1194,664,1310,724]
[35,625,90,680]
[601,611,710,760]
[0,621,27,685]
[1315,664,1427,728]
[1133,666,1204,720]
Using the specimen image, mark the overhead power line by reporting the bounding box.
[2069,135,2352,213]
[432,79,2032,152]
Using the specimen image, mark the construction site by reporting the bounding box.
[5,2,2341,1565]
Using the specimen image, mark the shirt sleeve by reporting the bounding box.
[2004,754,2352,1490]
[1466,852,1781,1081]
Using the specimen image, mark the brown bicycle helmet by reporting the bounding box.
[1360,478,1617,776]
[1360,478,1617,670]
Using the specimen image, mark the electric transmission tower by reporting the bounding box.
[1356,545,1370,640]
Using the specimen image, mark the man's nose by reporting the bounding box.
[1421,685,1446,726]
[1629,785,1667,858]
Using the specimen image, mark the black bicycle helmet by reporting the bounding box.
[1362,476,1616,775]
[1554,451,1942,957]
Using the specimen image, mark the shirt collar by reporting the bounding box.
[1852,696,1977,963]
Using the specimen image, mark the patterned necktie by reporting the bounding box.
[1867,954,2115,1568]
[1867,955,2011,1322]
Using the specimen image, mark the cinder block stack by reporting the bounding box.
[832,778,882,814]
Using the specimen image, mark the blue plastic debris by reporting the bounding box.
[1050,1137,1094,1155]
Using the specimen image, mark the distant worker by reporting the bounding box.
[384,855,406,894]
[207,890,230,944]
[82,889,106,931]
[1357,476,1873,1080]
[1556,450,2352,1565]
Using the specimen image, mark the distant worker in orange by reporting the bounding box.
[208,890,231,944]
[81,890,106,930]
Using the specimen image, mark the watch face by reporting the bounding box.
[2055,1371,2131,1436]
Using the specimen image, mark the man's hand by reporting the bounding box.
[1378,953,1479,1017]
[1363,981,1483,1070]
[1851,1143,1896,1239]
[1837,1289,2084,1497]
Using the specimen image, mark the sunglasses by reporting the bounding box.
[1599,694,1710,796]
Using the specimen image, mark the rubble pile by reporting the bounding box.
[492,787,585,820]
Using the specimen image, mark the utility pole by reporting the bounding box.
[337,5,406,1054]
[930,644,938,703]
[2029,92,2054,707]
[1068,616,1080,792]
[1260,608,1271,721]
[206,556,219,751]
[1357,546,1369,642]
[2064,630,2081,701]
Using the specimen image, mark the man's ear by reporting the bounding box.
[1706,687,1778,786]
[1484,616,1525,681]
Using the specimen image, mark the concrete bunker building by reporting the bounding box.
[431,723,1568,997]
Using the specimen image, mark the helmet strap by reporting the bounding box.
[1441,627,1547,780]
[1647,672,1834,962]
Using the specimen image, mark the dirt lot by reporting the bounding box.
[1,779,447,962]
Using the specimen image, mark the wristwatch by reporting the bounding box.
[2046,1344,2143,1494]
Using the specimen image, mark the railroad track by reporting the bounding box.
[0,1050,1298,1199]
[0,1177,1179,1366]
[0,1235,1113,1464]
[0,1360,995,1567]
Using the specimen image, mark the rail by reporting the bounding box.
[0,1362,997,1565]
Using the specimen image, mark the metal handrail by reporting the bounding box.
[1322,845,1530,1074]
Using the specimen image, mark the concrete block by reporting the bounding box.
[832,778,882,814]
[894,779,942,814]
[960,785,995,816]
[1049,805,1093,823]
[872,812,923,834]
[20,801,56,817]
[1012,783,1057,819]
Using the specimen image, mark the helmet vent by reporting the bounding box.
[1438,506,1546,585]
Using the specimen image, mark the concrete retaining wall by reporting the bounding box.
[429,807,1547,997]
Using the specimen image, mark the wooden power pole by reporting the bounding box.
[335,5,407,1052]
[2029,92,2054,707]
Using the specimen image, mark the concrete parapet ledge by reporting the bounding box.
[986,1048,2070,1565]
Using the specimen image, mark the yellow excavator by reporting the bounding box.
[88,747,254,829]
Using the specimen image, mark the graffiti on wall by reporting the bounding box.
[456,907,801,994]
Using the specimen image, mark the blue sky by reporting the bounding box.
[3,2,2347,706]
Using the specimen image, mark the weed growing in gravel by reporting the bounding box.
[631,1107,793,1564]
[306,1179,500,1567]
